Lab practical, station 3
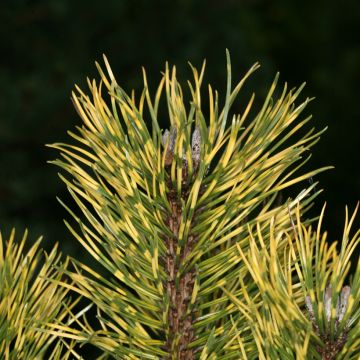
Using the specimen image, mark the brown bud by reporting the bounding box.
[191,126,201,171]
[162,127,177,166]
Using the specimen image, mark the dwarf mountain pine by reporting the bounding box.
[1,51,359,359]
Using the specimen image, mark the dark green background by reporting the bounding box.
[1,0,359,256]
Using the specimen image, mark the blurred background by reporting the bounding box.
[0,0,359,260]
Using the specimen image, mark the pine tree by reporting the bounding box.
[1,51,359,359]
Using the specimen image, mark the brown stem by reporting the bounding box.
[163,186,197,359]
[316,330,348,360]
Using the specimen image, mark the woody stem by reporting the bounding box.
[164,187,197,359]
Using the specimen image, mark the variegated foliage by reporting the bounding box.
[48,51,358,359]
[0,230,77,359]
[223,205,359,359]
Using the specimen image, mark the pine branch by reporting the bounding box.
[0,230,77,359]
[45,51,359,359]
